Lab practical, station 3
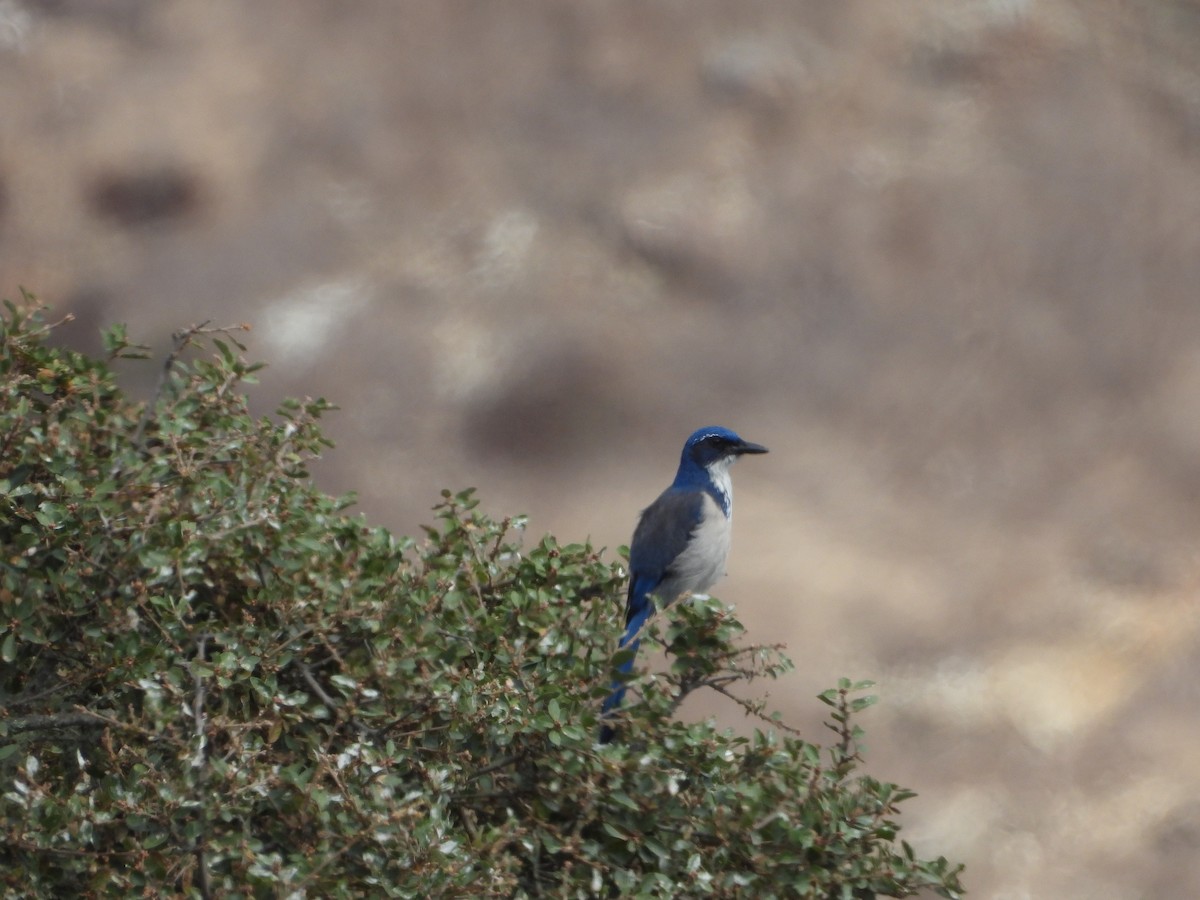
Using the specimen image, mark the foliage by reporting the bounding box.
[0,297,964,898]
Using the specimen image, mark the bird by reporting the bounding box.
[599,425,767,743]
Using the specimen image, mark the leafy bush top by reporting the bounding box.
[0,299,963,898]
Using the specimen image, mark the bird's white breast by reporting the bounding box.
[667,492,732,598]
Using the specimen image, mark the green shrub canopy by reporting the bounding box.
[0,300,963,898]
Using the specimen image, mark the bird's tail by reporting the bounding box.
[599,579,656,743]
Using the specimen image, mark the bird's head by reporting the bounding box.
[681,426,768,473]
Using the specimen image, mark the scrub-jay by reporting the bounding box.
[599,425,767,743]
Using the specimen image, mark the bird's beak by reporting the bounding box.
[735,440,768,455]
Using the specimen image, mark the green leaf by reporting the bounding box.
[1,631,15,662]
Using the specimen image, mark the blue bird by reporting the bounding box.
[599,426,767,743]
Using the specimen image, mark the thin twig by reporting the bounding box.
[298,661,340,711]
[187,634,214,900]
[705,681,803,736]
[65,706,186,746]
[21,311,76,339]
[7,712,110,734]
[190,635,209,765]
[1,681,71,713]
[463,754,521,784]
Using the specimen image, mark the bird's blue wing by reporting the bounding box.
[602,488,705,743]
[624,488,704,627]
[629,488,704,583]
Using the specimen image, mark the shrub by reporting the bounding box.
[0,298,964,898]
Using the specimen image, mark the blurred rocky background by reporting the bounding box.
[3,1,1200,895]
